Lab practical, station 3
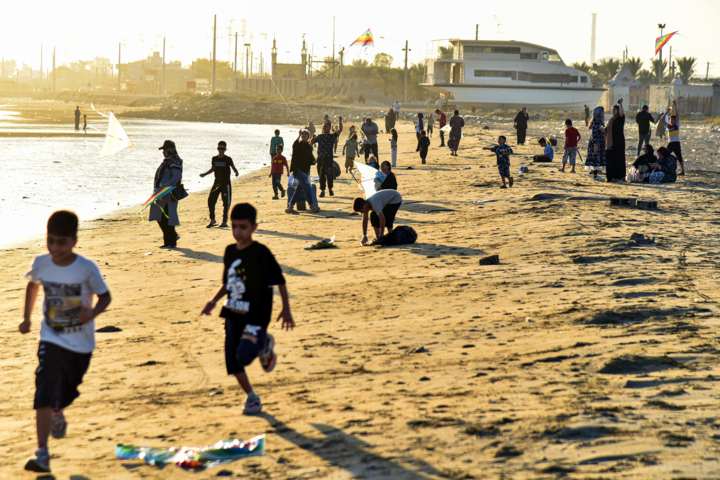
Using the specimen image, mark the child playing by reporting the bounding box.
[343,133,360,174]
[533,138,554,162]
[483,136,514,188]
[200,141,239,228]
[418,130,431,164]
[82,115,87,134]
[560,119,581,173]
[270,145,289,200]
[389,128,398,167]
[20,210,112,473]
[201,203,295,415]
[269,129,284,160]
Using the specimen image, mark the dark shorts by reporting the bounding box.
[224,319,267,375]
[370,202,402,230]
[34,341,92,410]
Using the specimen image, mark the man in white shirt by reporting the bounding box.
[393,100,400,116]
[353,190,403,245]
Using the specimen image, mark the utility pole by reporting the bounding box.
[476,24,479,41]
[339,47,345,82]
[259,52,263,76]
[658,23,665,84]
[332,16,336,80]
[2,56,4,79]
[212,14,217,94]
[40,45,43,88]
[53,47,56,92]
[707,61,712,81]
[403,40,410,104]
[117,43,121,93]
[590,13,597,65]
[162,36,166,95]
[245,43,250,79]
[669,45,674,80]
[234,33,238,92]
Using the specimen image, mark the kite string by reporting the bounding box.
[269,77,297,123]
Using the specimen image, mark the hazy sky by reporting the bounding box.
[1,0,718,77]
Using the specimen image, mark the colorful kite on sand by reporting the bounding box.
[90,103,134,158]
[655,31,678,55]
[353,161,385,198]
[350,29,374,51]
[136,186,175,216]
[115,435,265,468]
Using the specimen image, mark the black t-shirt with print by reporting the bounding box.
[212,155,235,184]
[220,241,286,328]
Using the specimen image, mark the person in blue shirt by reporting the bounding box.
[483,136,514,188]
[269,130,284,160]
[533,138,554,162]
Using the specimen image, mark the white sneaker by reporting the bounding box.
[24,447,50,473]
[243,392,262,415]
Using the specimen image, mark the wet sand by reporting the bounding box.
[2,114,720,479]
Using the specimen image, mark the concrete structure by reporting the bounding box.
[119,52,194,94]
[648,83,720,116]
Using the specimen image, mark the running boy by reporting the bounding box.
[270,145,289,200]
[560,119,581,173]
[343,133,360,174]
[20,210,112,473]
[418,130,431,164]
[200,141,239,228]
[269,130,284,160]
[483,136,514,188]
[201,203,295,415]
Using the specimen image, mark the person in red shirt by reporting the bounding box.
[270,145,289,200]
[435,108,447,147]
[560,119,582,173]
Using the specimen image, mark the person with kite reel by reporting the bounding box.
[150,140,186,248]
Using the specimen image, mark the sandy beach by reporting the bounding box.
[2,110,720,479]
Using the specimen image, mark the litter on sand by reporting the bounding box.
[305,235,337,250]
[115,435,266,468]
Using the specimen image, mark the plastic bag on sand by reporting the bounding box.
[305,236,337,250]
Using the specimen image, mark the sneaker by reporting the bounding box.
[206,220,217,228]
[260,334,277,373]
[329,190,334,197]
[159,245,176,249]
[593,176,604,181]
[319,190,326,198]
[587,172,595,179]
[24,447,50,473]
[243,392,262,415]
[51,411,66,439]
[272,195,279,200]
[281,190,286,198]
[310,206,321,213]
[285,207,298,214]
[219,222,229,228]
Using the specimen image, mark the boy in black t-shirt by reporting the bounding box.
[418,130,431,164]
[201,203,295,415]
[200,141,239,228]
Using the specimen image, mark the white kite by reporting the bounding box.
[91,103,133,158]
[353,161,385,199]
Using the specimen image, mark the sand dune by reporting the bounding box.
[2,116,720,479]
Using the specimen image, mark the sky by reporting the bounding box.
[1,0,718,78]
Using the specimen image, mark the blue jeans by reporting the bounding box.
[289,170,316,208]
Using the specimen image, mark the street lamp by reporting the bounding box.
[658,24,666,85]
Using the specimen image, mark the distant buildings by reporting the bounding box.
[118,52,195,94]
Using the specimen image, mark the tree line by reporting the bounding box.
[570,56,701,85]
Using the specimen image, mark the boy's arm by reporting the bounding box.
[276,284,295,330]
[19,281,41,334]
[337,116,343,135]
[673,99,680,121]
[361,213,369,244]
[200,165,214,177]
[79,291,112,324]
[201,285,227,315]
[342,143,347,155]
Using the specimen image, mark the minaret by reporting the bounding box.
[590,13,597,64]
[271,37,277,80]
[301,39,307,80]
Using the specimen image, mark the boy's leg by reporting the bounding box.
[318,157,327,193]
[439,130,445,146]
[207,183,221,223]
[326,160,334,193]
[570,148,577,172]
[220,183,231,224]
[271,174,279,196]
[235,325,268,414]
[420,150,427,164]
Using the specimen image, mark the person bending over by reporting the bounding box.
[353,190,403,245]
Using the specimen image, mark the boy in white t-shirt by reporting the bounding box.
[20,210,112,473]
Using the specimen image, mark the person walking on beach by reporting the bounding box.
[605,98,626,183]
[560,119,581,173]
[448,110,464,156]
[150,140,184,247]
[436,109,447,147]
[389,128,398,167]
[418,130,430,164]
[483,135,514,188]
[585,106,606,181]
[20,210,112,473]
[414,113,424,152]
[270,145,288,200]
[201,203,295,415]
[82,115,87,134]
[394,100,400,118]
[286,130,320,214]
[514,107,529,145]
[661,99,686,176]
[200,141,239,228]
[269,129,284,161]
[584,105,590,127]
[74,106,81,130]
[427,113,434,137]
[361,117,379,161]
[343,133,360,174]
[635,105,653,157]
[312,117,343,198]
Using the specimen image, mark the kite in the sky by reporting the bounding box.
[90,103,134,158]
[350,29,374,53]
[655,31,678,55]
[353,161,384,198]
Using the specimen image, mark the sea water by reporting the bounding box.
[0,114,298,248]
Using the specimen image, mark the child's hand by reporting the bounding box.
[79,305,94,324]
[277,308,295,331]
[201,300,216,316]
[19,319,30,334]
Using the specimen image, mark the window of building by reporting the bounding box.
[517,72,533,82]
[520,53,539,60]
[474,70,516,79]
[541,52,548,61]
[549,53,562,62]
[580,76,588,83]
[464,46,521,54]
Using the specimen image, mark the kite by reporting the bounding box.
[136,186,175,216]
[115,435,265,468]
[350,29,374,48]
[655,31,678,55]
[90,103,134,158]
[353,161,385,198]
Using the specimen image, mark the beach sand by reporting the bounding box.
[2,117,720,479]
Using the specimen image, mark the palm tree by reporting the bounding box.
[635,69,655,85]
[626,57,643,78]
[676,56,697,84]
[652,58,668,82]
[593,59,620,83]
[569,61,592,75]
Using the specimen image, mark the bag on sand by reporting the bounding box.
[375,226,418,246]
[333,161,341,179]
